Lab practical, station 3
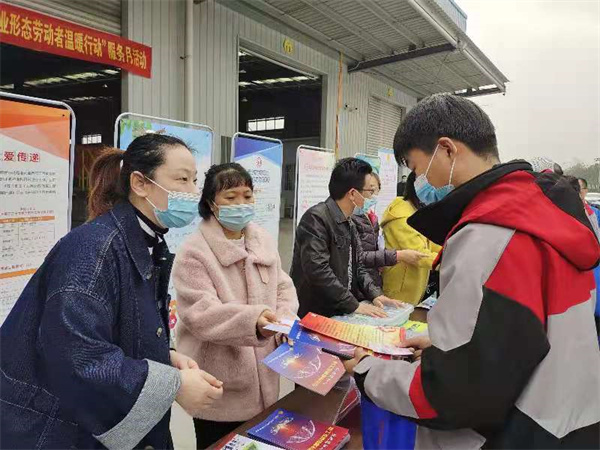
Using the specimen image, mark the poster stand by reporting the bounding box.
[0,92,76,324]
[1,91,76,225]
[293,145,336,242]
[113,112,213,341]
[231,132,283,246]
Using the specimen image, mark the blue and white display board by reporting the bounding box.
[232,133,283,246]
[115,113,213,340]
[294,145,336,230]
[376,148,399,219]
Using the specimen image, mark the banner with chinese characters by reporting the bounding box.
[116,113,213,337]
[232,133,283,246]
[376,148,398,219]
[0,95,73,325]
[295,145,336,226]
[0,3,152,78]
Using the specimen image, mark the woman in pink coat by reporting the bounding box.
[172,163,299,449]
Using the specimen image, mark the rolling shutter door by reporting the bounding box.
[366,96,403,156]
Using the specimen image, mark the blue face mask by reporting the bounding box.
[145,178,200,229]
[414,145,456,206]
[215,203,255,232]
[356,196,378,215]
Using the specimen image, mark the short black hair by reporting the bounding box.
[579,178,588,189]
[328,158,372,200]
[199,163,253,220]
[403,171,424,210]
[564,175,581,193]
[394,93,499,166]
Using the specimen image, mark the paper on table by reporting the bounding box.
[300,313,413,357]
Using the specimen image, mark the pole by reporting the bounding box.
[185,0,194,122]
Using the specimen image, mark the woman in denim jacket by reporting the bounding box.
[0,134,222,449]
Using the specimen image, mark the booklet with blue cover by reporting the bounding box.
[248,409,350,450]
[262,342,344,396]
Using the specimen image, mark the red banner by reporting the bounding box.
[0,3,152,78]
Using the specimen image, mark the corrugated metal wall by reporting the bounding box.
[121,0,184,123]
[122,0,417,162]
[6,0,121,34]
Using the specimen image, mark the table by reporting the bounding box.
[210,309,428,449]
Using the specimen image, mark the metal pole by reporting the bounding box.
[185,0,194,122]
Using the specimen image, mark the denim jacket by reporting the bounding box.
[0,202,181,449]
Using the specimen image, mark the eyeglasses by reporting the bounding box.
[357,188,377,198]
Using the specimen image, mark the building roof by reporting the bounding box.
[228,0,508,98]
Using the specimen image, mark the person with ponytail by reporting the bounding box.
[0,134,223,449]
[172,163,299,448]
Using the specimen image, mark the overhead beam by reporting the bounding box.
[349,43,454,73]
[235,0,430,98]
[455,86,503,97]
[295,0,453,93]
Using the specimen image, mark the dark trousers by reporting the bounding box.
[193,418,244,449]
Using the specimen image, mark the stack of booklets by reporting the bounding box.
[331,301,414,327]
[248,409,350,450]
[215,433,280,450]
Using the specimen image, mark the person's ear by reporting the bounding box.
[438,137,458,160]
[130,171,150,198]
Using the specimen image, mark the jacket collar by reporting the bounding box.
[110,201,154,280]
[326,197,350,225]
[200,216,277,267]
[408,160,532,246]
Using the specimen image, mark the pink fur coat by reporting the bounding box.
[173,217,298,422]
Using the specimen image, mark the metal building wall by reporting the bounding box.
[5,0,122,34]
[121,0,184,124]
[122,0,417,161]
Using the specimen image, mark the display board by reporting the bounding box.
[0,93,75,325]
[294,145,336,228]
[232,133,283,246]
[115,113,213,334]
[376,148,399,219]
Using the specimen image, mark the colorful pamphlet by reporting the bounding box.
[215,433,280,450]
[331,301,414,327]
[288,320,356,359]
[262,342,345,396]
[300,313,413,357]
[248,409,350,450]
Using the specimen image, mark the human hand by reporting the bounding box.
[397,250,428,266]
[170,350,199,370]
[373,295,401,309]
[257,309,279,338]
[343,348,369,374]
[176,369,224,416]
[356,302,388,318]
[399,335,432,361]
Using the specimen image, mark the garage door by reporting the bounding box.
[366,96,404,156]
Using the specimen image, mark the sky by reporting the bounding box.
[456,0,600,168]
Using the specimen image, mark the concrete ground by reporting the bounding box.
[171,218,296,449]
